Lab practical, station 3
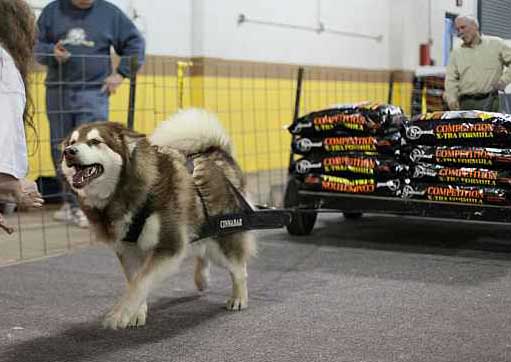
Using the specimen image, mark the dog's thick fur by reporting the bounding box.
[61,108,255,329]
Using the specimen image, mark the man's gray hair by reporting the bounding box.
[455,15,479,29]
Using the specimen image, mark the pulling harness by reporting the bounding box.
[122,152,292,244]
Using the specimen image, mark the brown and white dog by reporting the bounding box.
[60,108,256,329]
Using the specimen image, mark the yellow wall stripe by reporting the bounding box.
[26,68,413,179]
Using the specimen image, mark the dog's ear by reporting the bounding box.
[108,123,146,155]
[103,122,145,155]
[122,129,146,155]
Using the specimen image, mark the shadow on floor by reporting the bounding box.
[2,295,224,362]
[283,214,511,258]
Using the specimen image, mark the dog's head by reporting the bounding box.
[60,122,145,208]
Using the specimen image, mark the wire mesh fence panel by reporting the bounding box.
[181,60,300,208]
[2,54,419,265]
[1,54,138,265]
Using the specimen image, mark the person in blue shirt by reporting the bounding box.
[35,0,145,227]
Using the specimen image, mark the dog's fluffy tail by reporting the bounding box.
[149,108,232,155]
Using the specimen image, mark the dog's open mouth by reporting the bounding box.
[72,164,104,189]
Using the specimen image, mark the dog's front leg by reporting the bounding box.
[104,247,185,329]
[114,243,148,327]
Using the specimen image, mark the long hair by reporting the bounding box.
[0,0,36,131]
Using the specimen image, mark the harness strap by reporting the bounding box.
[186,155,210,220]
[123,192,156,243]
[121,149,254,244]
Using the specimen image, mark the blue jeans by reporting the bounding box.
[46,87,109,207]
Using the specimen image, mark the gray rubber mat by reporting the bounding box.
[2,214,511,362]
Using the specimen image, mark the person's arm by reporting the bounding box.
[102,11,145,94]
[497,39,511,89]
[112,11,146,78]
[34,9,56,66]
[444,51,461,110]
[0,173,18,203]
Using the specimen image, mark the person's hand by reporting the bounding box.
[101,73,124,95]
[0,179,43,235]
[16,179,44,210]
[53,41,71,64]
[495,80,507,92]
[0,177,43,208]
[0,212,14,235]
[448,99,460,110]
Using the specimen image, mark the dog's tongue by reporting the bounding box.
[73,169,86,187]
[73,166,95,188]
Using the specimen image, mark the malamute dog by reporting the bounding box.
[60,108,256,329]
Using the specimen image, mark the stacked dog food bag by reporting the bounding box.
[402,110,511,206]
[288,101,405,197]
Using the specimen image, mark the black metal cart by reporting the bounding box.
[283,67,511,236]
[284,179,511,235]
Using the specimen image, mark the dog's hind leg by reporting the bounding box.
[206,232,256,311]
[194,256,211,291]
[225,260,248,311]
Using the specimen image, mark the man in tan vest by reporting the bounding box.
[444,15,511,112]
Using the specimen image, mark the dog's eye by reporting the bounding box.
[87,139,101,146]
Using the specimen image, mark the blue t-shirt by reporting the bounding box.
[35,0,145,88]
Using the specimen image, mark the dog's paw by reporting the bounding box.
[225,297,247,311]
[128,302,147,327]
[103,301,143,330]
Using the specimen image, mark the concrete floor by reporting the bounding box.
[2,213,511,362]
[0,205,93,265]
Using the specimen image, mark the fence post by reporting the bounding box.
[177,61,193,109]
[127,56,138,130]
[387,71,394,105]
[288,67,304,169]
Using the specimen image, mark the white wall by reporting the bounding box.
[195,0,392,69]
[130,0,192,56]
[430,0,478,67]
[388,0,478,70]
[28,0,193,56]
[185,0,477,70]
[28,0,481,70]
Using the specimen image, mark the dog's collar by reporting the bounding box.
[122,192,156,243]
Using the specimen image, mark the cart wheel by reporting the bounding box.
[343,212,363,220]
[284,178,317,236]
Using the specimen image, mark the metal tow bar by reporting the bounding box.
[192,178,294,241]
[197,208,294,239]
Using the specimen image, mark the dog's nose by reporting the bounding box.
[63,146,78,159]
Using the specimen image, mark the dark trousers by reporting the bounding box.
[459,94,500,112]
[46,87,109,206]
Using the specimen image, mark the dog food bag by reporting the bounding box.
[301,174,401,196]
[403,110,511,146]
[401,181,511,206]
[292,132,401,156]
[292,155,405,180]
[288,101,404,136]
[413,110,511,123]
[405,145,511,169]
[408,163,511,188]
